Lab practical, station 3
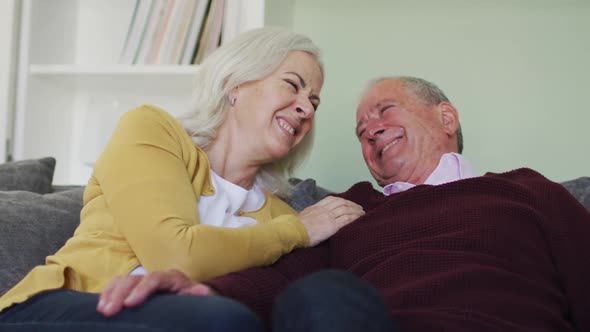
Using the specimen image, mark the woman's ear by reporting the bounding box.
[228,86,239,106]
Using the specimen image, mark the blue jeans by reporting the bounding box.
[272,270,398,332]
[0,290,262,332]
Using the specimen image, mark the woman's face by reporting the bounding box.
[229,51,323,163]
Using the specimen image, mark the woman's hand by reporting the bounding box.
[298,196,365,246]
[97,269,215,317]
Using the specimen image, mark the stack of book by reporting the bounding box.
[119,0,226,65]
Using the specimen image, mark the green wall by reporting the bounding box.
[287,0,590,192]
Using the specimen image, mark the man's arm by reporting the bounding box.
[204,242,330,321]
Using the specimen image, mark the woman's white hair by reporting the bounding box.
[177,27,323,198]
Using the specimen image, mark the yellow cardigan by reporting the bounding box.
[0,105,309,312]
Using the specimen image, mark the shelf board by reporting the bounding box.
[29,64,201,75]
[27,65,200,94]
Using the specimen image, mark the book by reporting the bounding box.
[119,0,155,65]
[154,0,186,64]
[192,0,225,64]
[180,0,210,65]
[135,0,166,64]
[146,0,176,64]
[168,0,199,64]
[119,0,141,64]
[220,0,239,45]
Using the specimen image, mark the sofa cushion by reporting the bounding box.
[286,178,332,212]
[0,157,56,194]
[0,188,84,296]
[560,177,590,211]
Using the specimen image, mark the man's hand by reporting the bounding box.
[298,196,365,246]
[97,269,215,317]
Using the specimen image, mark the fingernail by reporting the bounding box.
[124,295,134,305]
[97,299,104,309]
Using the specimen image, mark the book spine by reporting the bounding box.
[132,0,156,64]
[119,0,141,64]
[155,0,186,64]
[169,0,198,64]
[119,0,154,64]
[193,0,225,64]
[147,0,177,64]
[135,0,166,64]
[180,0,210,65]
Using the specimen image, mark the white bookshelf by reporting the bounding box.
[0,0,19,163]
[13,0,293,184]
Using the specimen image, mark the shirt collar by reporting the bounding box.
[382,153,476,196]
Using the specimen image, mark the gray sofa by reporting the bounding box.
[0,157,589,297]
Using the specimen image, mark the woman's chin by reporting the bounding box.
[267,146,292,162]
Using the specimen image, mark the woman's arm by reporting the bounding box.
[92,105,362,282]
[92,106,306,281]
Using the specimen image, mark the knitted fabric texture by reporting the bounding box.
[206,168,590,332]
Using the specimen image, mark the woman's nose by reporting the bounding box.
[295,95,314,119]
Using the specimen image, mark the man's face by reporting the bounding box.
[355,79,455,186]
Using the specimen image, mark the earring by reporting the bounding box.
[229,96,236,106]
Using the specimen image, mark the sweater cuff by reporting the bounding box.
[291,215,310,247]
[270,214,309,249]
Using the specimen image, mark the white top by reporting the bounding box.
[130,170,266,275]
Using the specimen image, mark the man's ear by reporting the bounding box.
[438,101,459,136]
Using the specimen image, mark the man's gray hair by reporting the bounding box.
[364,76,464,154]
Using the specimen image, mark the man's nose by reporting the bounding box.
[365,127,385,144]
[369,128,385,136]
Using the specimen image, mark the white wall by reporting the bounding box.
[0,0,18,162]
[290,0,590,192]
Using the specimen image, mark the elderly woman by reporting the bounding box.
[0,28,364,332]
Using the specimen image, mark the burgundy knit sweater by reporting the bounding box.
[206,169,590,331]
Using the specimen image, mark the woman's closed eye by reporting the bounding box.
[285,79,299,92]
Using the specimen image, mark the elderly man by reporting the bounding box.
[98,77,590,332]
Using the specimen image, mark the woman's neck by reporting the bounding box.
[204,135,259,190]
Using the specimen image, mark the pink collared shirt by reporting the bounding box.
[382,153,476,196]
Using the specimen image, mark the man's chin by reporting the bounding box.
[374,174,394,187]
[377,179,394,187]
[375,168,406,186]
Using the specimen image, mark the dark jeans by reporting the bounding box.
[0,290,262,332]
[0,270,396,332]
[272,270,398,332]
